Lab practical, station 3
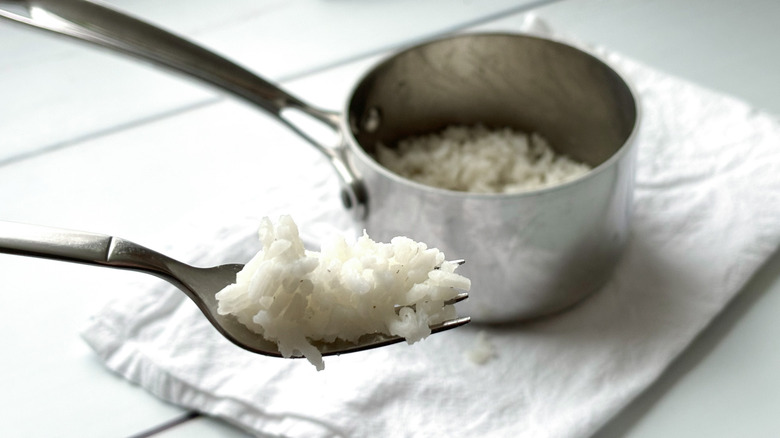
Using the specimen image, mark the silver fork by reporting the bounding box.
[0,221,470,358]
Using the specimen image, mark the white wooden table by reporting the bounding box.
[1,1,778,436]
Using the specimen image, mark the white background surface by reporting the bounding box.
[1,0,778,436]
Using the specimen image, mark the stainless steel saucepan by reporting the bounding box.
[1,0,640,322]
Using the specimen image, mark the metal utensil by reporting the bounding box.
[0,221,470,358]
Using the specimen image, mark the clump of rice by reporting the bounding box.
[465,331,497,365]
[215,215,470,370]
[375,125,591,193]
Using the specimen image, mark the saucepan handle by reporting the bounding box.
[0,0,366,217]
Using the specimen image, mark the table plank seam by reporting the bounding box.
[125,411,201,438]
[0,98,221,169]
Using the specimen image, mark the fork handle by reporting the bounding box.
[0,221,179,278]
[0,221,112,264]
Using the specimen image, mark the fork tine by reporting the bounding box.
[445,292,469,306]
[392,291,469,315]
[429,316,471,333]
[434,259,465,269]
[318,315,471,356]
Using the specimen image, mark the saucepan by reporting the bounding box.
[0,0,639,322]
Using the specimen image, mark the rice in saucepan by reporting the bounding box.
[215,215,470,370]
[376,125,591,193]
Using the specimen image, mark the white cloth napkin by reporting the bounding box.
[80,30,780,437]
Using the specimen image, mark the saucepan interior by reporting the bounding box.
[347,32,636,180]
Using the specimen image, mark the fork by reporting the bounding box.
[0,221,470,358]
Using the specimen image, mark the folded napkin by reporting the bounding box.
[81,25,780,438]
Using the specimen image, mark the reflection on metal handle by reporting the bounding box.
[0,221,112,265]
[0,221,183,283]
[0,0,366,217]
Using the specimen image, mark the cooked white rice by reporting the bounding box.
[465,330,497,365]
[375,125,591,193]
[215,215,470,370]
